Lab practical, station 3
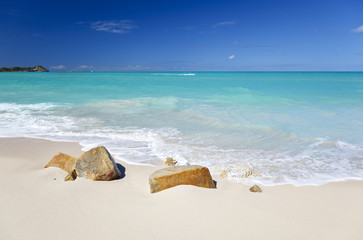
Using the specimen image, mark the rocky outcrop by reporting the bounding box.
[44,153,77,173]
[165,157,177,166]
[149,165,216,193]
[249,185,262,193]
[75,146,121,181]
[0,65,49,72]
[44,146,121,181]
[32,65,49,72]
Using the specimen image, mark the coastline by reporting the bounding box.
[1,137,362,240]
[1,71,363,186]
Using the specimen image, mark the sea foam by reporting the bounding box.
[1,72,363,186]
[1,102,362,186]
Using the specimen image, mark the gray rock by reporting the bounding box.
[75,146,121,181]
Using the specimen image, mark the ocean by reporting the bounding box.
[0,71,362,185]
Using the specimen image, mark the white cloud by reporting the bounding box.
[351,25,363,33]
[122,65,153,70]
[50,65,66,70]
[78,65,93,69]
[213,21,236,28]
[89,20,137,34]
[228,55,235,60]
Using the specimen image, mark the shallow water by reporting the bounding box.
[0,72,362,185]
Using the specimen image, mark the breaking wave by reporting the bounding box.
[1,102,363,186]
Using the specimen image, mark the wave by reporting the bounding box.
[151,73,196,76]
[0,102,362,186]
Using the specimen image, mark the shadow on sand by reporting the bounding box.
[116,163,126,180]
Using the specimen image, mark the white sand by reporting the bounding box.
[0,137,362,240]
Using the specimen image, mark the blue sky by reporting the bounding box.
[1,0,363,71]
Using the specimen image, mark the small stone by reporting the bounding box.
[64,170,77,181]
[165,157,177,166]
[149,165,216,193]
[220,170,228,178]
[249,184,262,193]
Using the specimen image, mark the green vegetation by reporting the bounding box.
[0,65,49,72]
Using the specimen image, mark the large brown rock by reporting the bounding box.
[45,146,122,181]
[44,152,77,173]
[75,146,121,181]
[149,165,216,193]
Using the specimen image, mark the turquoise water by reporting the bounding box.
[1,72,362,185]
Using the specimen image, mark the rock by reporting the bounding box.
[64,170,77,181]
[220,170,228,178]
[75,146,121,181]
[243,168,261,178]
[45,146,122,181]
[165,157,177,166]
[249,185,262,193]
[0,65,49,72]
[32,65,49,72]
[44,152,77,173]
[149,165,216,193]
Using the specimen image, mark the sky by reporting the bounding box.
[1,0,363,71]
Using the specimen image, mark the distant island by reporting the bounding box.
[0,65,49,72]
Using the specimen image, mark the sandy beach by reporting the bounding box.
[0,137,362,240]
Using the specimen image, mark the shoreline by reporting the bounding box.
[1,136,361,186]
[1,137,363,239]
[1,71,362,186]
